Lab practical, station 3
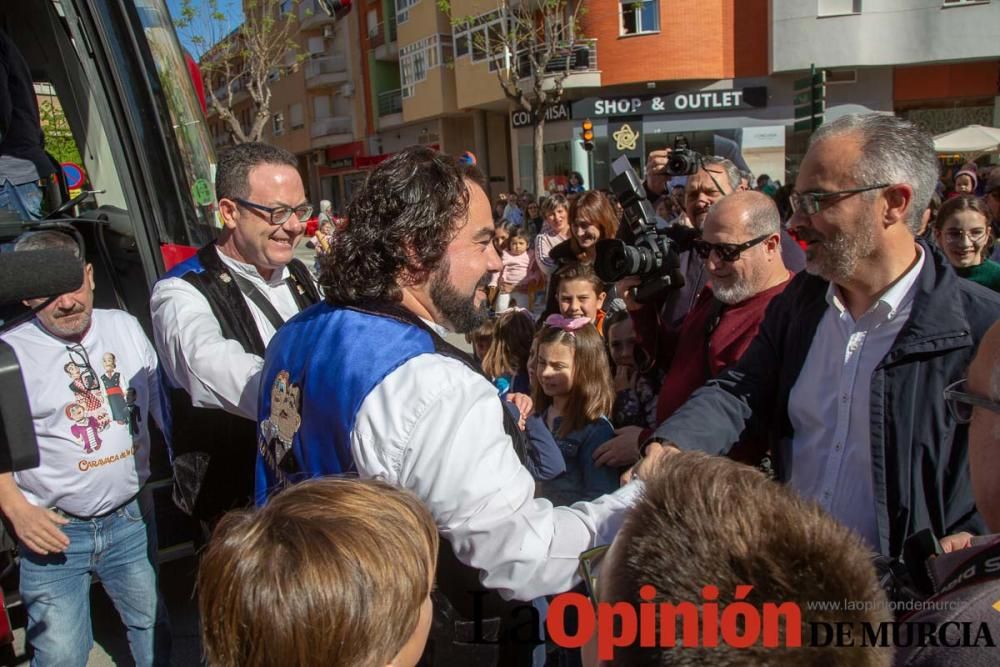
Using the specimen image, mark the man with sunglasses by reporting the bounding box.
[0,230,171,665]
[594,191,792,470]
[151,142,320,525]
[641,113,1000,561]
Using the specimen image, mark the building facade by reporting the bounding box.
[202,0,1000,205]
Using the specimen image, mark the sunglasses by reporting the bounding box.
[692,233,771,263]
[65,344,101,391]
[943,379,1000,424]
[579,544,611,606]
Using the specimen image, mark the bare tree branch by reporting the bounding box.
[176,0,303,144]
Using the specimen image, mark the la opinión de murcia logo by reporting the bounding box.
[540,585,997,662]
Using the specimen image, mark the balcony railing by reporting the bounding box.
[368,15,398,49]
[298,0,335,28]
[305,54,348,86]
[516,39,597,80]
[378,89,403,116]
[310,115,352,138]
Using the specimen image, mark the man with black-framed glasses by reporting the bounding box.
[150,142,320,525]
[641,113,1000,562]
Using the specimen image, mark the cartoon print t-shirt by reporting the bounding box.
[1,310,163,516]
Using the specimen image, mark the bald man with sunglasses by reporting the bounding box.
[594,191,791,470]
[151,142,320,525]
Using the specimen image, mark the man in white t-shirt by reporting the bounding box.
[0,231,169,666]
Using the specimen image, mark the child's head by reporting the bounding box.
[542,194,570,233]
[532,316,614,437]
[555,263,607,323]
[506,227,530,256]
[954,165,978,195]
[320,221,334,236]
[934,194,992,269]
[482,309,535,381]
[494,219,515,253]
[604,310,637,370]
[198,478,438,667]
[467,318,496,362]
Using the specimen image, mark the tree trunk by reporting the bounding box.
[533,118,545,196]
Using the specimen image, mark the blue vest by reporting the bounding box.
[255,301,527,503]
[256,301,536,665]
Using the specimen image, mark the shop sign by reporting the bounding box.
[511,102,572,129]
[573,87,767,119]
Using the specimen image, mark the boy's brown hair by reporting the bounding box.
[605,451,893,667]
[198,478,438,667]
[531,321,613,437]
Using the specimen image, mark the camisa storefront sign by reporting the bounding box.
[510,102,572,128]
[573,87,768,119]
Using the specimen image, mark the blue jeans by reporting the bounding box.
[19,490,171,667]
[0,179,44,220]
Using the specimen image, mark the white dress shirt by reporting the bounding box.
[351,350,642,601]
[151,247,303,420]
[788,246,925,548]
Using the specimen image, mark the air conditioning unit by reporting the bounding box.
[340,82,355,97]
[323,25,335,39]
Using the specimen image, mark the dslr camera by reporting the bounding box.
[594,157,696,304]
[665,136,702,176]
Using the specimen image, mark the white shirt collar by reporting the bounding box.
[420,316,452,337]
[825,244,925,321]
[214,245,289,286]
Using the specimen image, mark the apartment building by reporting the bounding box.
[204,0,1000,203]
[773,0,1000,166]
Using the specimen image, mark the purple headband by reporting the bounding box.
[544,314,591,335]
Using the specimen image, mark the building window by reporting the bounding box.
[397,0,419,24]
[400,34,451,98]
[621,0,659,35]
[817,0,861,15]
[290,103,304,129]
[452,10,512,71]
[273,112,285,135]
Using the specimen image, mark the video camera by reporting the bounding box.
[0,240,85,475]
[593,156,697,304]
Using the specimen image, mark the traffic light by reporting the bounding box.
[793,64,826,134]
[581,119,594,152]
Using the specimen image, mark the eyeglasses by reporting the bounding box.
[65,344,100,391]
[692,233,771,263]
[578,544,610,606]
[944,379,1000,424]
[789,183,892,216]
[943,228,988,245]
[233,197,313,225]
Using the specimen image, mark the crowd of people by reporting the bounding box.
[3,112,1000,666]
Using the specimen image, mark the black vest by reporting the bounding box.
[169,243,320,522]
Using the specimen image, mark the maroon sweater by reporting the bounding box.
[632,274,792,463]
